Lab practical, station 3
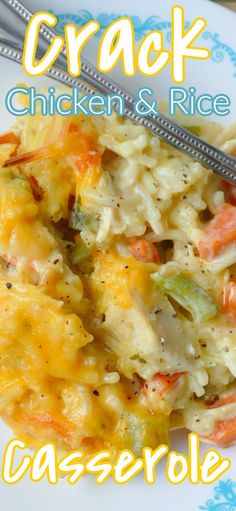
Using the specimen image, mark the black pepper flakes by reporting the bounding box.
[5,282,12,289]
[93,390,99,396]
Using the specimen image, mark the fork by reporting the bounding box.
[1,0,236,185]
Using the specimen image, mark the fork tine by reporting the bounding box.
[1,0,236,185]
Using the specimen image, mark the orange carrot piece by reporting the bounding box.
[199,203,236,261]
[207,392,236,409]
[25,412,76,440]
[144,373,182,397]
[128,239,160,264]
[222,281,236,317]
[203,416,236,447]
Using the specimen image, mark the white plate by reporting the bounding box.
[1,1,236,510]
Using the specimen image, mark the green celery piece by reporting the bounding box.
[125,412,169,456]
[70,244,91,264]
[69,244,94,274]
[151,273,219,323]
[69,200,99,231]
[69,203,92,230]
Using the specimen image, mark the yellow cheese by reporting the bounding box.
[87,248,156,309]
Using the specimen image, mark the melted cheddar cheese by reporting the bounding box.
[0,110,170,456]
[1,98,236,454]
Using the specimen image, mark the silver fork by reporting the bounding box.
[1,0,236,185]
